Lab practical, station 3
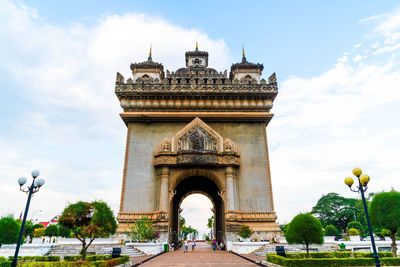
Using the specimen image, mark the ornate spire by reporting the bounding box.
[148,44,152,61]
[195,40,199,51]
[242,45,246,62]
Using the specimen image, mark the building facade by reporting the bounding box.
[115,45,280,243]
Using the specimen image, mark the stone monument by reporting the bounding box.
[115,44,281,243]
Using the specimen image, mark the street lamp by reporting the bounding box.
[344,168,380,267]
[11,170,45,267]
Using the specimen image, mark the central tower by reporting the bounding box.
[115,45,280,243]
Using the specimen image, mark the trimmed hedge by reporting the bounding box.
[0,256,129,267]
[267,254,400,267]
[6,256,60,262]
[64,255,82,261]
[86,255,112,261]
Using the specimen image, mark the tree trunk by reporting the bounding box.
[306,243,309,258]
[80,240,87,260]
[391,233,397,257]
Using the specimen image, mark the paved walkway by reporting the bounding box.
[141,242,258,267]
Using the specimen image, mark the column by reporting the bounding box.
[159,167,169,212]
[225,166,236,211]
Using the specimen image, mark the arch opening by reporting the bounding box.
[180,193,213,240]
[170,176,225,244]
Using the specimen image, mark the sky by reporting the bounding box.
[0,0,400,237]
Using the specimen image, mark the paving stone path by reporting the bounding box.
[140,241,258,267]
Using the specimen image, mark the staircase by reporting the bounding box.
[49,244,145,258]
[253,244,301,257]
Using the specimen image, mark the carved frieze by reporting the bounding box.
[153,118,240,167]
[225,211,277,223]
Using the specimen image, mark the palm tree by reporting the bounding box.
[207,216,214,239]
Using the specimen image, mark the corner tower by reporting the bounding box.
[115,46,280,243]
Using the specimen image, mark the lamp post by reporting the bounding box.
[344,168,380,267]
[11,170,45,267]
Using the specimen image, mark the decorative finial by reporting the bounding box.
[196,40,198,51]
[148,44,152,61]
[242,45,246,62]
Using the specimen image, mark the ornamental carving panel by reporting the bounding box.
[177,126,217,152]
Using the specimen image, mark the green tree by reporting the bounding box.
[311,192,358,232]
[207,215,214,239]
[285,213,324,258]
[324,225,339,237]
[44,224,59,237]
[347,228,359,236]
[0,215,20,246]
[238,225,254,239]
[126,217,156,242]
[369,191,400,257]
[58,224,71,238]
[58,201,117,260]
[23,220,34,238]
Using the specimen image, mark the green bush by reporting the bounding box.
[13,256,129,266]
[267,254,400,266]
[347,228,359,236]
[63,255,81,261]
[334,251,352,258]
[324,225,339,236]
[237,224,254,239]
[0,261,10,267]
[0,257,6,262]
[86,255,111,261]
[309,252,335,258]
[347,221,363,232]
[44,225,59,237]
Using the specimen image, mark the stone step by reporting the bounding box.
[48,244,145,258]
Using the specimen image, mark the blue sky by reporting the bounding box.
[0,0,400,236]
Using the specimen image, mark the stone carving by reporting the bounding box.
[177,126,217,152]
[268,72,277,83]
[116,72,125,83]
[176,155,218,164]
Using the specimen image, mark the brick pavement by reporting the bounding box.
[140,242,259,267]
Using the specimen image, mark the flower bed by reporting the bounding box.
[0,255,129,267]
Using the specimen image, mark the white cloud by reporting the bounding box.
[271,9,400,223]
[0,0,230,221]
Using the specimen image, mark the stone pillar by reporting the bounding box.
[159,167,169,212]
[225,166,236,211]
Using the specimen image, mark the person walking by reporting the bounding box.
[184,238,188,253]
[191,237,196,251]
[212,238,217,252]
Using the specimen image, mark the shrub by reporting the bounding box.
[324,225,339,236]
[86,255,111,261]
[33,228,44,238]
[58,225,71,238]
[347,221,363,232]
[347,228,359,236]
[43,225,59,237]
[63,255,81,261]
[309,252,334,258]
[0,257,5,262]
[237,225,254,239]
[380,228,391,237]
[0,215,20,245]
[0,262,11,267]
[334,251,352,258]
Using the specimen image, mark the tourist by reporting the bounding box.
[212,238,217,252]
[191,237,196,251]
[219,242,225,250]
[184,238,188,253]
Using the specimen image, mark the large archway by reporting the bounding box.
[169,176,225,244]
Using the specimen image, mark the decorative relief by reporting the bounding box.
[177,126,217,152]
[117,211,169,223]
[225,211,277,223]
[153,118,240,167]
[176,155,218,165]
